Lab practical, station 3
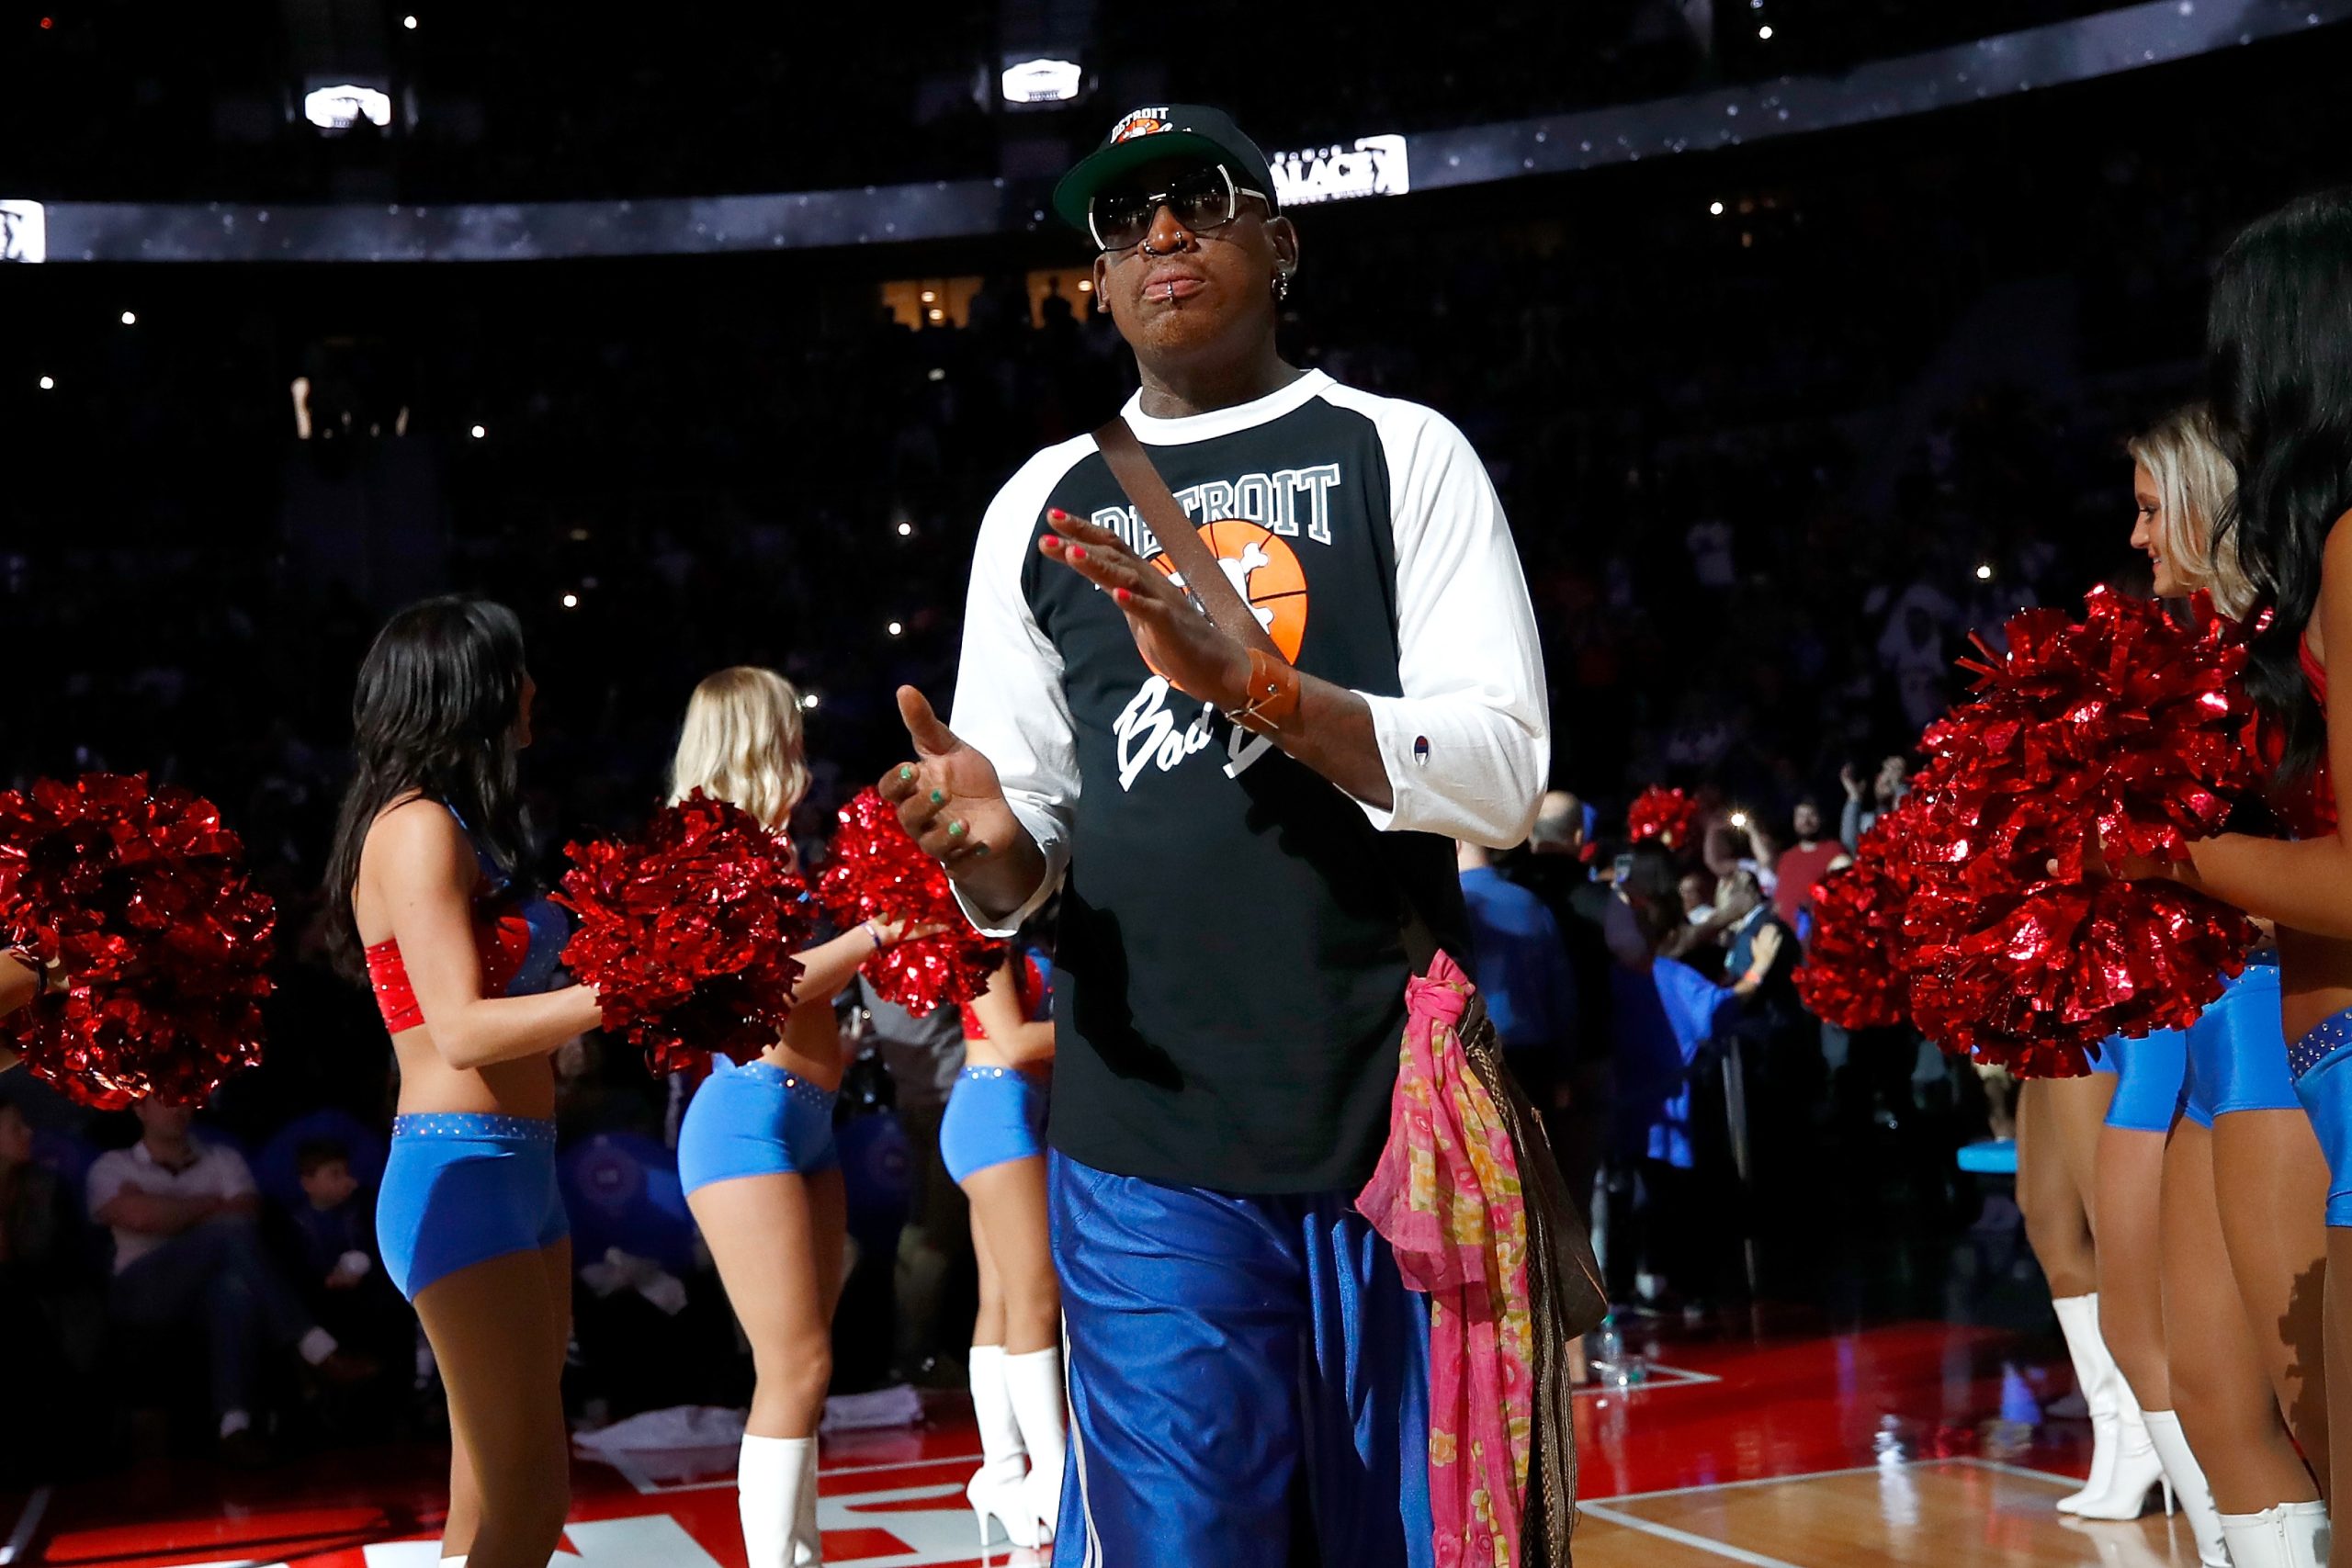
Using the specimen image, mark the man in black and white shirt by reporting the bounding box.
[883,106,1546,1567]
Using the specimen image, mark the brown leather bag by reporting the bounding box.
[1094,414,1605,1564]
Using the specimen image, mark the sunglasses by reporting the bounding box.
[1088,164,1272,254]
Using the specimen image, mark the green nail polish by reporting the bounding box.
[930,789,945,805]
[975,843,989,856]
[948,821,967,838]
[899,765,915,781]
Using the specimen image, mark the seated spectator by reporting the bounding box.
[0,1100,79,1289]
[272,1137,410,1370]
[90,1099,376,1465]
[0,1096,105,1481]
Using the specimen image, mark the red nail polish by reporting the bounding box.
[1047,508,1070,522]
[1070,546,1087,561]
[1114,587,1132,605]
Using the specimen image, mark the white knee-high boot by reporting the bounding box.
[966,1345,1028,1543]
[2052,1293,2126,1514]
[2142,1410,2228,1565]
[2070,1371,2167,1521]
[791,1435,821,1567]
[998,1347,1069,1551]
[2221,1500,2331,1567]
[739,1433,815,1568]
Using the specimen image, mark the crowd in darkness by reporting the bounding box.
[4,25,2352,1479]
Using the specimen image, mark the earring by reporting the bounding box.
[1273,270,1293,302]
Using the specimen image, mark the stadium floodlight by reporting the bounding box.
[1001,59,1083,105]
[304,85,393,131]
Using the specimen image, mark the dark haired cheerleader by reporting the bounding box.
[2115,190,2352,1567]
[327,595,604,1568]
[2120,407,2330,1568]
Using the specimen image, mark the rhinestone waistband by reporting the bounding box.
[390,1112,558,1144]
[2289,1011,2352,1082]
[725,1060,836,1107]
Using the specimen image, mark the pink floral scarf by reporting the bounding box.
[1358,952,1535,1568]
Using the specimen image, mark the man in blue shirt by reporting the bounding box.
[1457,840,1578,1111]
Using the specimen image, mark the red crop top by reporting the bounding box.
[364,804,569,1033]
[2263,632,2338,840]
[368,909,543,1033]
[959,951,1050,1042]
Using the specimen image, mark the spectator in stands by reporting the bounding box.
[1679,870,1716,926]
[1509,791,1618,1212]
[90,1098,375,1465]
[0,1100,74,1287]
[1772,798,1846,931]
[272,1137,409,1371]
[1839,755,1911,852]
[1457,840,1579,1113]
[0,1095,99,1482]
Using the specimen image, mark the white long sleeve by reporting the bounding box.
[944,439,1090,935]
[1319,386,1550,848]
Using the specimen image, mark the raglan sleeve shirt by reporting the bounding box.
[948,392,1549,932]
[949,444,1085,937]
[1338,394,1549,847]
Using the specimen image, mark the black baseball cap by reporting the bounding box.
[1050,104,1281,234]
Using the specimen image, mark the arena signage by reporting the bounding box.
[0,199,44,263]
[1267,135,1410,206]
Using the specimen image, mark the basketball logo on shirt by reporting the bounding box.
[1150,519,1308,662]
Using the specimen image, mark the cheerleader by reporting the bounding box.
[2016,1068,2127,1509]
[945,940,1061,1551]
[326,597,603,1568]
[667,667,930,1568]
[2115,192,2352,1567]
[2129,407,2330,1567]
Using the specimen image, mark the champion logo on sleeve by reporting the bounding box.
[1413,736,1431,767]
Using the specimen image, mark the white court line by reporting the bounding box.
[1577,1360,1722,1395]
[1587,1460,1892,1505]
[592,1449,989,1497]
[0,1487,50,1567]
[1951,1455,2090,1488]
[1579,1501,1814,1568]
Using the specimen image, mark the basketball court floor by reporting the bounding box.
[6,1314,2208,1568]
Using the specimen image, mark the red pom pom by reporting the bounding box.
[1626,786,1700,852]
[0,774,276,1108]
[1896,590,2257,1076]
[557,792,813,1074]
[1792,810,1918,1032]
[816,791,1006,1018]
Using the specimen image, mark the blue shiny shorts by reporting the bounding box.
[940,1066,1047,1184]
[676,1057,840,1196]
[378,1113,568,1301]
[2096,1028,2189,1133]
[2181,964,2293,1129]
[2291,1009,2352,1227]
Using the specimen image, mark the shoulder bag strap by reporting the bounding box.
[1091,414,1436,971]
